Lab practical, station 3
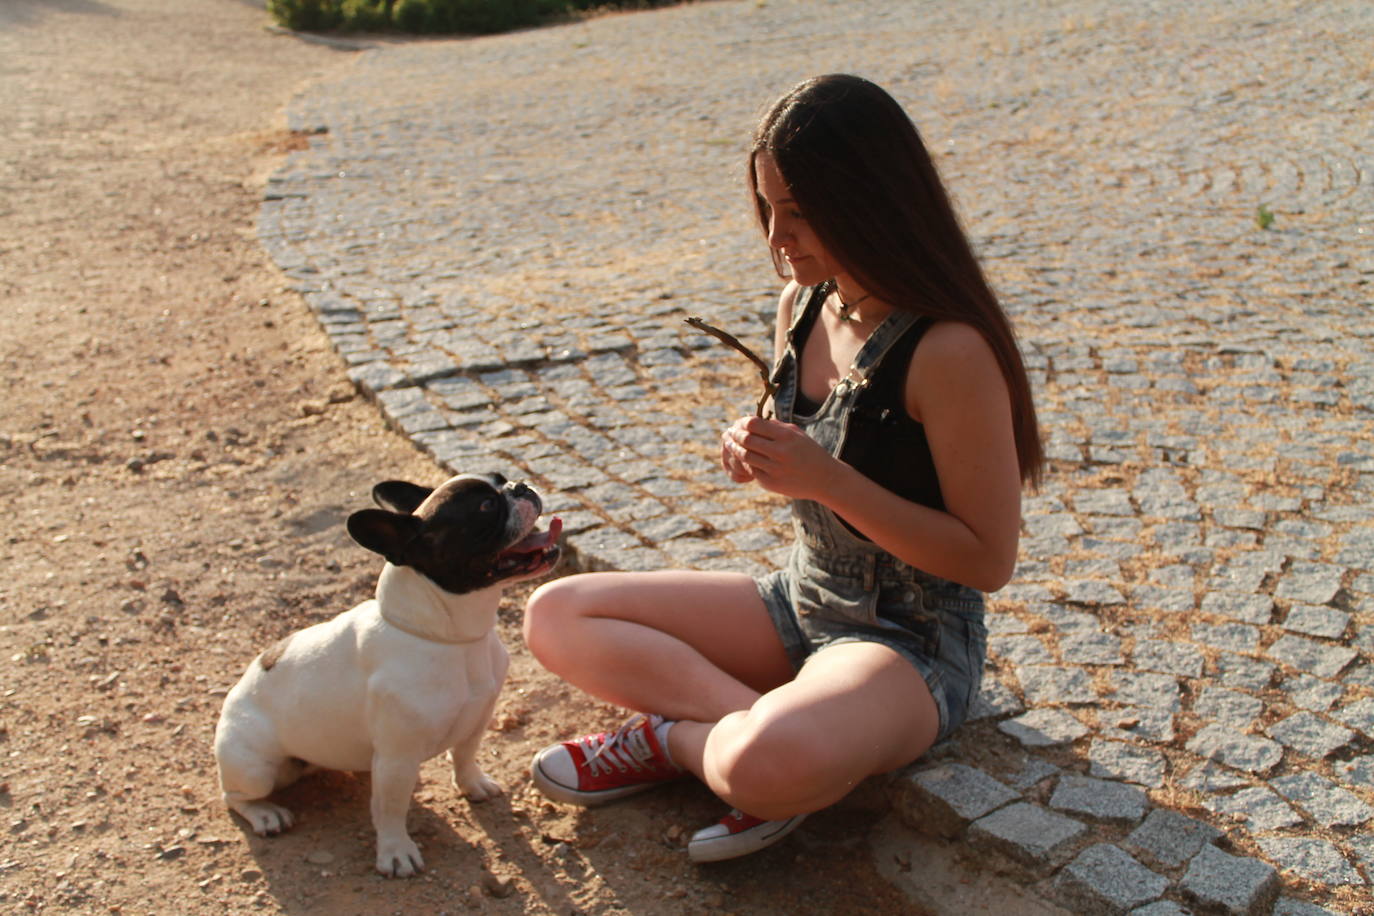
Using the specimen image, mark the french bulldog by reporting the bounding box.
[213,472,562,877]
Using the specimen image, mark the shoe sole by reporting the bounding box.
[529,750,679,807]
[687,813,807,863]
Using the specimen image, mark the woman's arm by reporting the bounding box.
[772,280,801,363]
[721,282,801,483]
[726,321,1023,592]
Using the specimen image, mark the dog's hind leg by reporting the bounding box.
[218,755,296,836]
[214,719,296,836]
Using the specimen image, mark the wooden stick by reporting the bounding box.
[684,316,777,417]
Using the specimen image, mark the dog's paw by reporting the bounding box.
[455,770,503,802]
[375,836,424,878]
[231,801,294,836]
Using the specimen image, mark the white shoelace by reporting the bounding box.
[581,715,662,777]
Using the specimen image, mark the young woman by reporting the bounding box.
[521,74,1043,863]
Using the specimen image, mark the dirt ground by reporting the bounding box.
[0,2,959,912]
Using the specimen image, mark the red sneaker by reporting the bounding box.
[687,808,808,863]
[531,714,683,806]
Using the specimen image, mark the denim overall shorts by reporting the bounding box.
[754,302,989,742]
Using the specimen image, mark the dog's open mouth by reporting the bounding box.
[495,516,563,576]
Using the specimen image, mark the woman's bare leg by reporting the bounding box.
[523,570,794,727]
[676,641,941,820]
[526,574,939,821]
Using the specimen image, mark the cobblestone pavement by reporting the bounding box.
[259,1,1374,912]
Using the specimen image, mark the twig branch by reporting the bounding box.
[684,316,777,417]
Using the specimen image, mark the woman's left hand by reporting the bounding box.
[723,416,837,501]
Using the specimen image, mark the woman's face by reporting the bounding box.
[753,151,847,288]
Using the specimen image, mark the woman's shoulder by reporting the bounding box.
[915,319,994,361]
[907,320,1010,408]
[776,280,806,327]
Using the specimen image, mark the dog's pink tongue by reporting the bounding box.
[515,516,562,551]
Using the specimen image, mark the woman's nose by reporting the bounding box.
[768,216,789,249]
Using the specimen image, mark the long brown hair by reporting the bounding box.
[750,74,1043,487]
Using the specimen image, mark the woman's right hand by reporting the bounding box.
[720,425,756,482]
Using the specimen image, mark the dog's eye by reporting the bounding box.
[480,498,497,513]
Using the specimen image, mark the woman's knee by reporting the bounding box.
[705,710,841,818]
[522,576,591,665]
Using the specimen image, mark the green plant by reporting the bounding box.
[268,0,343,31]
[1256,204,1276,230]
[340,0,392,30]
[269,0,676,35]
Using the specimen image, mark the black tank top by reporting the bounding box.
[792,284,945,514]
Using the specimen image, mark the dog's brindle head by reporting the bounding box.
[345,472,562,595]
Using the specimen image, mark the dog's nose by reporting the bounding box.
[507,481,533,499]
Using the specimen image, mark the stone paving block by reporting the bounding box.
[1274,562,1344,605]
[1128,902,1191,916]
[1039,604,1103,631]
[1255,837,1365,887]
[1213,507,1266,531]
[967,675,1024,721]
[1284,674,1342,712]
[1191,621,1261,654]
[1133,586,1197,614]
[724,527,781,552]
[1123,809,1223,870]
[1051,843,1168,915]
[1334,753,1374,789]
[894,762,1019,839]
[1048,773,1148,825]
[999,708,1089,748]
[1073,489,1134,516]
[1203,786,1302,831]
[1185,724,1283,775]
[985,609,1031,636]
[1017,665,1098,706]
[1099,705,1175,743]
[1008,756,1060,791]
[990,634,1054,665]
[968,802,1086,874]
[1089,740,1166,788]
[1133,640,1205,678]
[630,514,706,543]
[1265,711,1355,759]
[1064,579,1127,606]
[1179,844,1279,915]
[1348,834,1374,883]
[1331,696,1374,737]
[1109,670,1183,711]
[1266,634,1358,679]
[1270,771,1373,828]
[1200,593,1274,625]
[1192,686,1265,729]
[1346,664,1374,689]
[1214,653,1277,690]
[1281,604,1351,639]
[1059,629,1125,664]
[1272,899,1344,916]
[1180,761,1249,794]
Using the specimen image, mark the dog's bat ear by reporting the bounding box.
[370,481,433,515]
[346,509,423,565]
